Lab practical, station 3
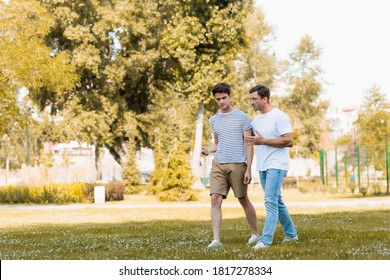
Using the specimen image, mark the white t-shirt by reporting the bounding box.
[251,108,292,171]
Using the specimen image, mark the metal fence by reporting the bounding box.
[320,143,389,194]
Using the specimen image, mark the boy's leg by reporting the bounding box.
[210,193,224,241]
[209,162,228,242]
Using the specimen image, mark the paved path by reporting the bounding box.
[2,197,390,210]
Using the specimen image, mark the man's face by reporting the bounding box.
[214,92,231,111]
[250,92,265,112]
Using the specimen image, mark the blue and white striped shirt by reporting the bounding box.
[210,109,252,163]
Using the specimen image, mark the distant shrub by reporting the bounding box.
[283,177,297,189]
[0,182,89,204]
[122,141,141,189]
[158,188,198,202]
[105,182,125,201]
[296,177,323,193]
[153,141,197,202]
[372,183,383,195]
[125,184,145,195]
[86,181,125,202]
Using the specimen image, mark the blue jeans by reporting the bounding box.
[259,169,297,246]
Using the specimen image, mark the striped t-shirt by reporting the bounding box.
[210,109,252,163]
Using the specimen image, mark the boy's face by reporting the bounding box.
[214,92,231,111]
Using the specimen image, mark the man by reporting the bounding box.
[245,84,298,250]
[202,82,260,248]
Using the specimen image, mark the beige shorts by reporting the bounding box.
[210,161,248,199]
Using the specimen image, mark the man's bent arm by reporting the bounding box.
[261,132,293,148]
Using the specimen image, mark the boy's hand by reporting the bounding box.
[201,146,210,155]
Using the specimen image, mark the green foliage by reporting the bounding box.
[154,140,197,202]
[149,89,199,188]
[0,182,90,204]
[2,0,277,198]
[38,0,164,165]
[280,35,329,158]
[354,85,390,170]
[283,177,298,189]
[0,0,77,137]
[0,0,76,93]
[122,139,141,189]
[0,117,44,169]
[296,177,324,193]
[232,6,277,114]
[38,150,54,181]
[160,1,254,108]
[334,86,390,174]
[0,181,126,204]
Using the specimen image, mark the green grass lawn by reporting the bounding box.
[1,210,389,260]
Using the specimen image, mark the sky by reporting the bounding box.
[256,0,390,110]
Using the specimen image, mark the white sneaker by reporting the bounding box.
[207,240,223,248]
[247,234,260,245]
[282,235,299,243]
[253,241,269,250]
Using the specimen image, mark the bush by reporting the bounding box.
[155,141,197,202]
[105,182,125,201]
[0,181,126,204]
[122,139,142,189]
[0,185,30,204]
[0,182,90,204]
[283,176,297,189]
[125,184,145,195]
[86,181,125,202]
[296,177,323,193]
[157,188,198,202]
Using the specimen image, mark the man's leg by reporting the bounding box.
[238,196,259,237]
[278,195,297,238]
[259,169,284,246]
[210,193,224,242]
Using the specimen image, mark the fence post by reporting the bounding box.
[325,150,328,191]
[357,144,361,190]
[320,149,325,186]
[386,142,389,194]
[366,150,369,188]
[344,151,348,185]
[335,146,338,192]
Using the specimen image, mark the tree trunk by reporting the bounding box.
[106,145,123,166]
[95,144,102,180]
[191,101,204,178]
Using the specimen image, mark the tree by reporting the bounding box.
[0,0,76,133]
[160,2,250,176]
[231,6,277,115]
[22,0,277,188]
[280,35,329,158]
[122,138,141,190]
[35,0,167,178]
[156,139,196,202]
[354,85,390,171]
[0,0,77,168]
[159,1,275,180]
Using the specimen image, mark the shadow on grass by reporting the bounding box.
[1,210,389,260]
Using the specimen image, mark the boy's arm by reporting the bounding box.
[202,133,218,155]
